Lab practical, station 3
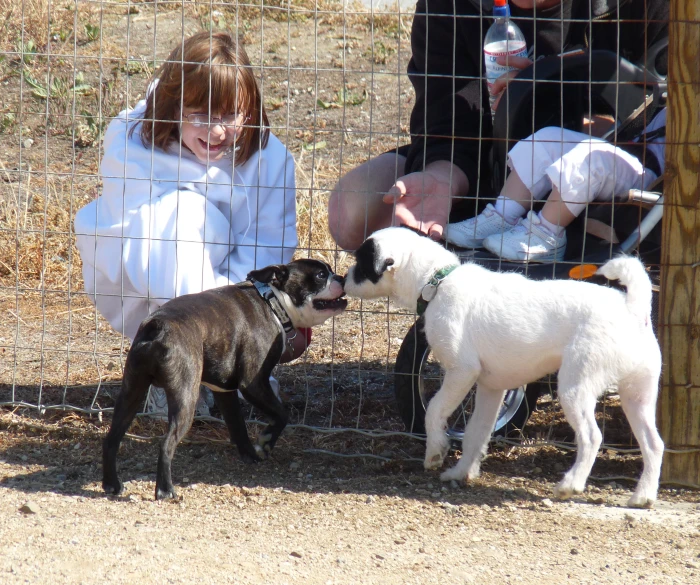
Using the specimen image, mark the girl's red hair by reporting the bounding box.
[135,31,269,165]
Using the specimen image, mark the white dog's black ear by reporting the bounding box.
[248,265,289,288]
[351,238,394,284]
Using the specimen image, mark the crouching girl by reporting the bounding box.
[75,31,306,414]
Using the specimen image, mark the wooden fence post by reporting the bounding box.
[658,0,700,486]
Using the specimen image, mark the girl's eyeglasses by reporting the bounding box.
[184,113,250,128]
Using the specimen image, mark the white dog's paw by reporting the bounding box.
[440,461,480,483]
[424,451,445,470]
[424,435,449,470]
[553,476,585,500]
[440,466,465,482]
[627,491,655,509]
[552,484,572,500]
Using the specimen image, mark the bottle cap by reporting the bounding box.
[493,0,510,17]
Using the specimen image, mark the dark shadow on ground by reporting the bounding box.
[1,393,650,510]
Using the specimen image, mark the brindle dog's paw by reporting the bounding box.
[102,479,124,496]
[240,447,262,464]
[254,444,270,460]
[257,432,274,455]
[155,487,178,501]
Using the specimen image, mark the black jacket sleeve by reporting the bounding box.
[404,0,486,190]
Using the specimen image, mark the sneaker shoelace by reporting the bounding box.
[523,214,560,244]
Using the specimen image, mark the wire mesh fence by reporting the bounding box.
[0,0,416,430]
[0,0,695,485]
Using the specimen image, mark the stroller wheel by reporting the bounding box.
[394,318,543,439]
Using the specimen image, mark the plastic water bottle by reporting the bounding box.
[483,0,528,119]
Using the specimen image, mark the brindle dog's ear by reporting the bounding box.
[247,265,290,288]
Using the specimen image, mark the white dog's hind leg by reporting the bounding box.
[618,375,664,508]
[440,385,507,482]
[554,378,602,500]
[424,369,479,471]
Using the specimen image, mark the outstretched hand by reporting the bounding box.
[382,161,468,241]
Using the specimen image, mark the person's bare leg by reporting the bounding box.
[499,169,535,210]
[328,152,406,250]
[500,171,576,229]
[539,185,577,229]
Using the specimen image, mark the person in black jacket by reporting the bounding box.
[327,0,668,250]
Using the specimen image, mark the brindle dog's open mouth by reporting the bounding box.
[313,294,347,311]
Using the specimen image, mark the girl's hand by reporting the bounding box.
[490,55,533,111]
[382,161,468,241]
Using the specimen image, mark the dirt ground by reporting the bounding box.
[1,2,699,584]
[1,408,700,585]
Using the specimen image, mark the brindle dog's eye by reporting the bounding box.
[316,270,326,281]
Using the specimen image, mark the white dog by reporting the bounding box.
[344,227,663,508]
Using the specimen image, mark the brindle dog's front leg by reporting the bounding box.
[212,391,262,464]
[240,378,288,457]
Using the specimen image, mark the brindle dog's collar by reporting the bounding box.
[249,278,295,335]
[416,265,460,316]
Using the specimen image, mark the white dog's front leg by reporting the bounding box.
[424,369,479,471]
[440,386,507,483]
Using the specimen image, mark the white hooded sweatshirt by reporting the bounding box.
[75,99,297,339]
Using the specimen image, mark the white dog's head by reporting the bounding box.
[344,227,458,308]
[343,229,400,300]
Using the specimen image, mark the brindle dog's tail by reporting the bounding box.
[128,319,168,370]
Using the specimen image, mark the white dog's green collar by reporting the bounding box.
[417,264,459,316]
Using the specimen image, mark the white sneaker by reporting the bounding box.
[144,385,211,419]
[144,385,168,420]
[482,211,566,262]
[269,376,281,400]
[194,388,212,418]
[445,203,514,248]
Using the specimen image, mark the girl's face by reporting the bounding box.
[179,106,247,163]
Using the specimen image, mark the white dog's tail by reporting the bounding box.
[597,256,653,325]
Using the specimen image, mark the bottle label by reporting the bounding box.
[484,40,528,94]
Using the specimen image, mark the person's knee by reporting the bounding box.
[327,185,345,245]
[327,154,404,250]
[532,126,562,141]
[327,178,368,251]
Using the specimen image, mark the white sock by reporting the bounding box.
[537,211,566,237]
[493,195,526,225]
